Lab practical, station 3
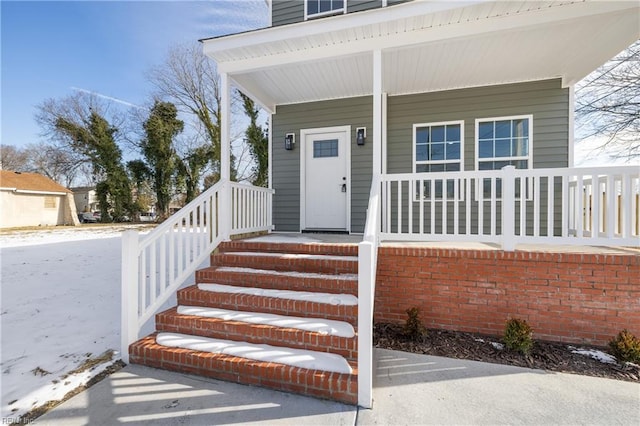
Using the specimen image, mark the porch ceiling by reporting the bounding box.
[202,1,639,112]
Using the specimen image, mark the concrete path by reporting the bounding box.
[35,349,640,425]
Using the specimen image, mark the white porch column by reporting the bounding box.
[372,49,383,177]
[220,72,232,239]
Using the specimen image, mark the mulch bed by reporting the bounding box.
[374,323,640,382]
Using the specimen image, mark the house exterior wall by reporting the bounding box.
[0,191,70,228]
[386,79,569,173]
[271,0,409,27]
[375,246,640,346]
[272,96,373,232]
[271,79,568,234]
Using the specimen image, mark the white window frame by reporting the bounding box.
[412,120,464,201]
[474,114,533,201]
[474,114,533,171]
[304,0,346,20]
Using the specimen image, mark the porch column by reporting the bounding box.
[372,49,383,177]
[220,72,231,239]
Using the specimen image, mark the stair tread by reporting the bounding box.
[176,305,356,338]
[156,332,353,374]
[214,266,358,281]
[197,283,358,306]
[223,251,357,261]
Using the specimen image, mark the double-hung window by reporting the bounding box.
[306,0,345,19]
[476,115,533,199]
[413,121,463,200]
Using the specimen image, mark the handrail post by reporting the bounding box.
[219,180,232,240]
[121,229,139,364]
[501,166,516,251]
[357,240,374,409]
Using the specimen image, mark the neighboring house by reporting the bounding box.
[70,186,99,213]
[0,170,80,228]
[124,0,640,410]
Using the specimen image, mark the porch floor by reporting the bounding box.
[244,233,639,256]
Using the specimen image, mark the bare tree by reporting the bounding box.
[23,142,87,187]
[0,145,30,171]
[147,43,245,181]
[576,40,640,159]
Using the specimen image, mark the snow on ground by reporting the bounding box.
[569,347,617,364]
[0,225,155,418]
[197,283,358,306]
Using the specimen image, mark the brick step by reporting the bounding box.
[178,285,358,325]
[156,307,358,363]
[220,240,359,257]
[210,252,358,275]
[196,266,358,295]
[129,334,358,405]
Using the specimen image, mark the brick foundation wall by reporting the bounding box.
[374,246,640,346]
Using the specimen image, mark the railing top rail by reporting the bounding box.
[137,180,224,250]
[228,181,275,193]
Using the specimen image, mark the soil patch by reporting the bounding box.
[374,323,640,382]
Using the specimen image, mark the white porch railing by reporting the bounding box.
[379,166,640,249]
[121,180,274,363]
[357,175,381,409]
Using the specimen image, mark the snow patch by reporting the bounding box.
[177,306,355,338]
[490,342,505,351]
[225,251,356,262]
[569,347,616,364]
[197,283,358,306]
[216,266,357,281]
[156,332,353,374]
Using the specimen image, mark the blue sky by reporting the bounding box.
[1,0,268,148]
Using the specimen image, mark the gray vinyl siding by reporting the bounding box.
[271,0,410,26]
[272,96,373,232]
[272,0,304,26]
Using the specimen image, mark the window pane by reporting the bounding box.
[495,120,511,138]
[512,119,528,137]
[445,163,460,172]
[446,142,460,160]
[479,140,493,158]
[308,0,319,14]
[478,161,493,170]
[313,139,338,158]
[334,0,344,9]
[495,139,511,157]
[431,143,444,161]
[319,0,331,13]
[416,144,428,161]
[446,125,460,142]
[512,138,528,156]
[431,126,445,143]
[494,161,509,170]
[478,122,493,140]
[416,164,429,173]
[430,163,445,172]
[515,160,528,169]
[416,128,429,144]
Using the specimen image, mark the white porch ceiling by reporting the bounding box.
[202,0,640,112]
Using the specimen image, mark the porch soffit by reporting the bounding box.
[202,1,640,111]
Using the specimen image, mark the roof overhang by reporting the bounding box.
[203,0,640,113]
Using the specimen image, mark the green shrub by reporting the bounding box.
[609,329,640,364]
[403,307,426,340]
[503,318,533,355]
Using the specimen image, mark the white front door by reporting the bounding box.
[302,129,350,231]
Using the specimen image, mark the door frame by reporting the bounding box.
[299,125,351,232]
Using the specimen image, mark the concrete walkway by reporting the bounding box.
[35,349,639,425]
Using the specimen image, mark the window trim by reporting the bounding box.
[474,114,533,171]
[412,120,465,202]
[304,0,346,20]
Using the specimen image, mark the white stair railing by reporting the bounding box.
[121,180,274,363]
[358,175,381,408]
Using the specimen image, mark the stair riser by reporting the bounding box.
[130,336,358,405]
[220,241,359,257]
[178,286,358,325]
[196,268,358,295]
[210,253,358,275]
[156,309,357,364]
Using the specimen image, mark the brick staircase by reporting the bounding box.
[129,239,360,404]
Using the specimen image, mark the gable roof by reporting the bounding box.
[0,170,71,194]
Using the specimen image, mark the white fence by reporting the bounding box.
[121,180,274,363]
[379,166,639,249]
